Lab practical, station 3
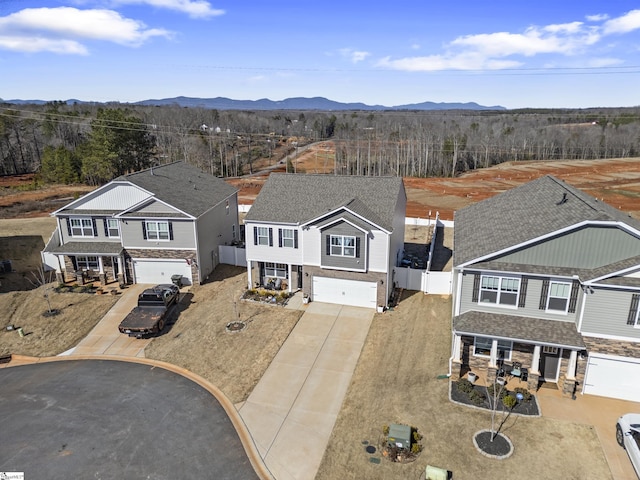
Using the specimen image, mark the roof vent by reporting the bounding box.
[556,192,568,205]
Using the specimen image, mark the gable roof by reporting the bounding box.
[245,173,404,231]
[117,162,237,218]
[454,175,640,266]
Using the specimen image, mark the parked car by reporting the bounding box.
[616,413,640,478]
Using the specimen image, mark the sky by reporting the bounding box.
[1,1,640,109]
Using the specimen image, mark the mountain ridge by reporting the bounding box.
[3,96,506,111]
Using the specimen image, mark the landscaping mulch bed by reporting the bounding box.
[474,430,513,458]
[450,381,540,416]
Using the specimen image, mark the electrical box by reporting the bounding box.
[387,423,411,450]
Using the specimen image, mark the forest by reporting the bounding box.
[1,101,639,185]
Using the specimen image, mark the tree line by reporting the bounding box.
[1,101,639,185]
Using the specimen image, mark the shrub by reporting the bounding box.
[456,378,474,394]
[382,425,389,436]
[469,389,485,405]
[502,394,517,409]
[411,443,423,454]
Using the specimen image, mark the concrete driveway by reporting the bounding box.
[238,302,374,480]
[64,284,152,357]
[538,388,640,480]
[0,359,262,479]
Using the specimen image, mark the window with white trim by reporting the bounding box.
[330,235,355,257]
[145,221,169,241]
[265,262,287,278]
[70,218,94,237]
[76,256,99,270]
[282,229,295,248]
[107,218,120,238]
[479,275,519,306]
[257,227,270,246]
[546,281,571,312]
[473,336,512,361]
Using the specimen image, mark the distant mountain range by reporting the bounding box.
[3,96,506,111]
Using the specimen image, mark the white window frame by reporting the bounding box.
[546,281,571,313]
[265,262,287,278]
[107,218,120,238]
[70,218,94,237]
[282,229,295,248]
[635,308,640,327]
[479,275,520,308]
[473,336,513,361]
[257,227,269,246]
[542,346,558,355]
[76,255,99,270]
[330,235,356,257]
[145,221,170,241]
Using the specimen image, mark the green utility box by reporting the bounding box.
[387,423,411,450]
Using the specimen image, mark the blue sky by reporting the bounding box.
[1,1,640,108]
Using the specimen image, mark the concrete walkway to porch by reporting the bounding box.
[238,301,374,480]
[537,387,640,480]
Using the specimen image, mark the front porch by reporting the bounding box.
[452,311,587,398]
[247,260,301,293]
[44,242,127,287]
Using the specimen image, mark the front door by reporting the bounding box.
[297,266,303,289]
[540,346,561,382]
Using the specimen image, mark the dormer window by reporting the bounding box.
[330,235,356,257]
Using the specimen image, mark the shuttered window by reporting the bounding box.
[628,294,640,326]
[69,218,94,237]
[144,221,173,241]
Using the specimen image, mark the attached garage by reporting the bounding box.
[312,276,377,309]
[583,353,640,402]
[132,259,192,286]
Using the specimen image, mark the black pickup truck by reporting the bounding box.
[118,284,180,338]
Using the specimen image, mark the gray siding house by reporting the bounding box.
[451,175,640,402]
[244,174,406,309]
[44,162,239,286]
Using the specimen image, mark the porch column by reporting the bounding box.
[452,334,462,362]
[98,256,104,274]
[490,339,498,367]
[117,256,125,285]
[566,350,577,380]
[246,260,252,289]
[288,264,292,293]
[530,345,541,374]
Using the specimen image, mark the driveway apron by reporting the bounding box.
[238,302,374,480]
[64,284,151,357]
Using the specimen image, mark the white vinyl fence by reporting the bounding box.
[219,245,246,267]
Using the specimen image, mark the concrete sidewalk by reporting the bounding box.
[238,301,374,480]
[63,283,151,357]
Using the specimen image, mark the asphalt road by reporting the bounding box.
[0,360,259,480]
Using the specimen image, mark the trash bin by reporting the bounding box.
[171,274,183,288]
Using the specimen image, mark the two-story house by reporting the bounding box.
[43,162,239,287]
[450,175,640,401]
[244,173,406,309]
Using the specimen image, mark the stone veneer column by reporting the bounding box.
[486,365,498,384]
[527,345,542,391]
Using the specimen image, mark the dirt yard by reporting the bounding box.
[315,292,612,480]
[145,265,303,404]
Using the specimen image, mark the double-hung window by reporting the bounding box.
[330,235,355,257]
[70,218,94,237]
[281,229,295,248]
[145,221,170,241]
[106,219,120,238]
[473,336,512,361]
[547,281,571,313]
[257,227,270,246]
[76,255,99,270]
[265,262,287,278]
[479,275,519,307]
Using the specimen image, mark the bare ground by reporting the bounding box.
[0,285,118,357]
[315,291,611,480]
[145,265,303,404]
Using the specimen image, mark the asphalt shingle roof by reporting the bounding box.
[453,311,585,349]
[117,162,237,218]
[454,175,640,267]
[245,174,404,231]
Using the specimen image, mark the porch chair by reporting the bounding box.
[274,278,282,290]
[510,361,522,379]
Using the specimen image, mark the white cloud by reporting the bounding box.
[603,9,640,35]
[377,53,521,71]
[339,48,370,63]
[0,7,171,54]
[586,14,609,22]
[111,0,225,19]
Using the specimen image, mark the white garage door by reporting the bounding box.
[583,354,640,402]
[133,259,192,286]
[312,277,377,309]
